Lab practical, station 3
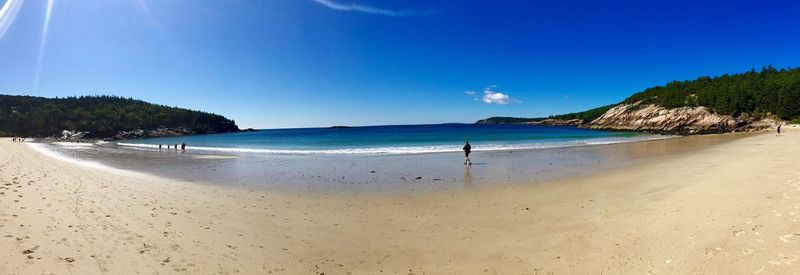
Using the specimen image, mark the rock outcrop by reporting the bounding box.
[61,130,89,140]
[111,127,196,140]
[583,102,775,134]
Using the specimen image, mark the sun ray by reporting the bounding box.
[33,0,54,91]
[131,0,165,38]
[129,0,174,54]
[0,0,25,41]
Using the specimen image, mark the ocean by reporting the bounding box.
[33,124,684,193]
[114,124,660,155]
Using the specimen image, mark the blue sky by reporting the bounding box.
[1,0,799,128]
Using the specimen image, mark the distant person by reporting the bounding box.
[181,143,185,151]
[777,124,782,136]
[463,141,472,165]
[175,144,178,151]
[159,144,162,150]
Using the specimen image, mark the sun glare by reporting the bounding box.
[0,0,24,41]
[33,0,54,91]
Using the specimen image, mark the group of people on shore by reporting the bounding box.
[11,137,26,142]
[159,143,186,151]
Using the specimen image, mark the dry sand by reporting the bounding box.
[2,127,800,274]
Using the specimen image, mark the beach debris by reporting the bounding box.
[415,177,422,180]
[64,257,75,263]
[778,233,800,243]
[370,170,376,173]
[704,247,722,258]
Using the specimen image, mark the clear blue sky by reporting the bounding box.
[1,0,799,128]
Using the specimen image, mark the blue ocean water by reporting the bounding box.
[116,124,664,155]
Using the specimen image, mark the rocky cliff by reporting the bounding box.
[583,102,776,134]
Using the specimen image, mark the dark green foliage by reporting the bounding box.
[0,95,240,137]
[548,104,616,121]
[476,105,616,124]
[624,66,800,119]
[476,117,542,124]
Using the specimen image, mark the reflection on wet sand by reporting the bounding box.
[464,164,473,187]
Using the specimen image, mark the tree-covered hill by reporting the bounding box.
[476,104,616,124]
[478,66,800,125]
[624,66,800,119]
[0,95,240,138]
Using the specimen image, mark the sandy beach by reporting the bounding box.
[2,128,800,274]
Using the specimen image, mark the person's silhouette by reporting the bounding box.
[463,141,472,165]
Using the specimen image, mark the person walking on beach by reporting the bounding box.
[181,143,185,151]
[463,141,472,165]
[174,144,178,151]
[777,124,782,136]
[159,144,162,150]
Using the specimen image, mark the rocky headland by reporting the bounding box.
[476,101,779,135]
[583,101,778,135]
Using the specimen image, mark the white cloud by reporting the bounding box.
[483,90,510,104]
[466,85,520,105]
[312,0,428,17]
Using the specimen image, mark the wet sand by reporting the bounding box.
[38,133,739,193]
[2,128,800,274]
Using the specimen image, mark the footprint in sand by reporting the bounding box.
[767,254,799,266]
[705,247,722,258]
[778,232,800,243]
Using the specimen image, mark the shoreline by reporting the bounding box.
[114,135,677,156]
[29,132,734,194]
[2,128,800,273]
